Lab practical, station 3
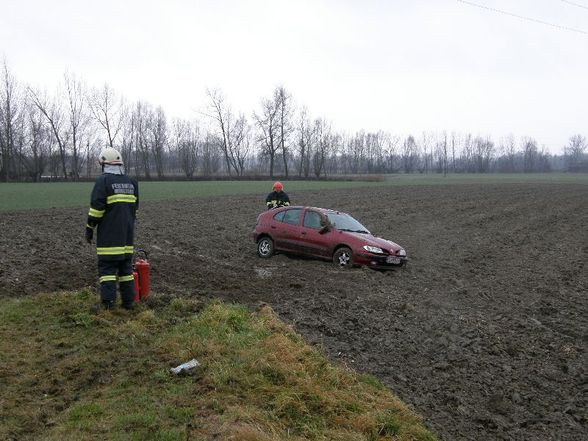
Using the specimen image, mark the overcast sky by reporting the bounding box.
[2,0,587,153]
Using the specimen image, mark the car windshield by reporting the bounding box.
[326,213,370,233]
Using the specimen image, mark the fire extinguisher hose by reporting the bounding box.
[134,249,148,261]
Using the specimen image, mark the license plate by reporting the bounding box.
[386,256,401,264]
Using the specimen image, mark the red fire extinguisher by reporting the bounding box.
[133,249,151,302]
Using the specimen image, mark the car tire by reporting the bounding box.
[333,247,353,269]
[257,237,274,258]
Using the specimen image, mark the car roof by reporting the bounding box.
[277,206,345,215]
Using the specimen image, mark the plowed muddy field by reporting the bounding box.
[1,183,587,440]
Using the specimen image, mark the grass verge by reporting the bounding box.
[0,290,435,440]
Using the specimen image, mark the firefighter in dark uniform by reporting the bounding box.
[266,181,290,209]
[85,147,139,310]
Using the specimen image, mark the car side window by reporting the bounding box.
[273,211,285,222]
[303,210,322,229]
[282,208,301,225]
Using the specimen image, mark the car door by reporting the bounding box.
[272,208,303,252]
[299,209,332,257]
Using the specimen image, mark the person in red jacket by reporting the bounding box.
[86,147,139,310]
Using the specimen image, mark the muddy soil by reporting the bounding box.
[1,184,587,440]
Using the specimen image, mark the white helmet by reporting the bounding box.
[98,147,123,165]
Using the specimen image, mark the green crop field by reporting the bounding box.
[0,173,586,212]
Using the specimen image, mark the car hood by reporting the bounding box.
[341,231,403,252]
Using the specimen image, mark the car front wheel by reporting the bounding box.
[257,237,274,258]
[333,247,353,269]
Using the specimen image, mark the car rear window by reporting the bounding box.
[273,211,285,222]
[282,209,301,225]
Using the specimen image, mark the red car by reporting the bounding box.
[253,206,407,269]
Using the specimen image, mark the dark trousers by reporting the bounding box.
[98,256,135,305]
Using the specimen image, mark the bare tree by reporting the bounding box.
[450,132,458,173]
[119,105,136,175]
[205,88,234,175]
[366,131,387,173]
[132,101,151,179]
[0,61,21,181]
[522,137,538,172]
[421,131,432,174]
[275,86,293,177]
[461,133,474,172]
[296,106,314,178]
[229,114,251,176]
[173,118,200,178]
[12,103,26,179]
[441,132,449,175]
[204,88,251,176]
[326,131,343,175]
[496,134,516,173]
[150,106,167,178]
[564,134,587,171]
[348,130,365,174]
[432,135,444,173]
[64,72,88,179]
[84,139,95,178]
[88,83,124,149]
[312,118,331,178]
[22,102,50,181]
[253,93,280,177]
[28,87,69,179]
[472,136,493,173]
[366,132,377,173]
[201,132,221,176]
[383,133,400,173]
[402,135,418,173]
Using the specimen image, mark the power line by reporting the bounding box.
[457,0,588,36]
[561,0,588,12]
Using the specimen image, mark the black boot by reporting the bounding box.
[90,301,115,314]
[121,302,135,311]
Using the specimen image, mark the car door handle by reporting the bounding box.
[270,225,276,229]
[301,231,306,235]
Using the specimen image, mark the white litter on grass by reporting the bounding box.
[170,358,200,375]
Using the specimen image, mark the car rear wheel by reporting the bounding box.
[257,237,274,258]
[333,247,353,269]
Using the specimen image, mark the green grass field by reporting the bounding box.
[0,173,586,212]
[0,291,435,440]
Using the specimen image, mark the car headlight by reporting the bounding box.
[363,245,384,254]
[398,249,406,257]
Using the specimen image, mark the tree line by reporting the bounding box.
[1,62,587,182]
